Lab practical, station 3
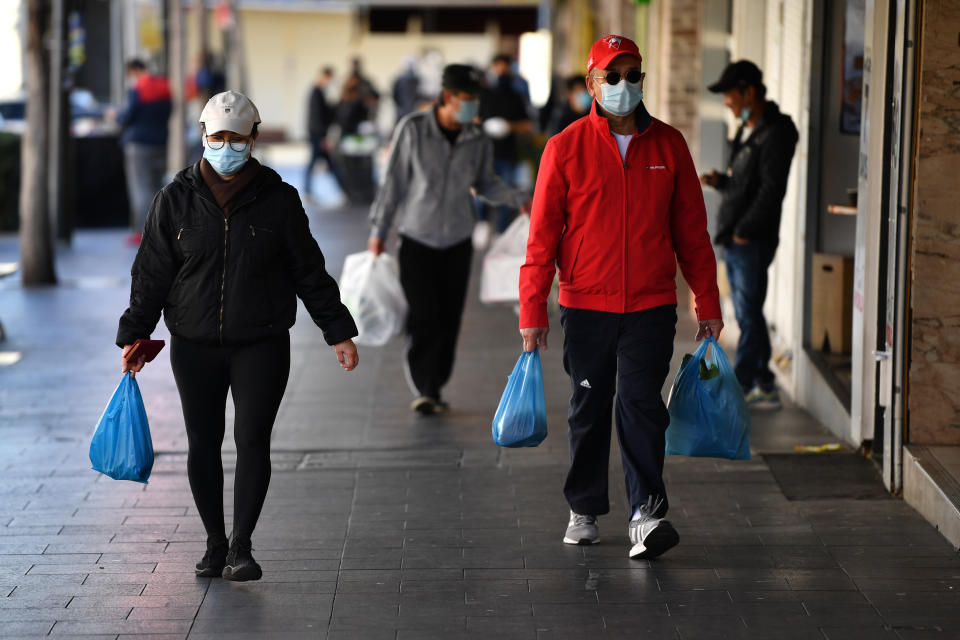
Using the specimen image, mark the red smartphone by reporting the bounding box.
[124,339,165,363]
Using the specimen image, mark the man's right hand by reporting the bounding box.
[368,237,385,256]
[700,169,721,188]
[520,327,549,352]
[121,345,146,378]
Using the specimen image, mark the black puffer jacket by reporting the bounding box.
[714,101,798,248]
[117,162,357,348]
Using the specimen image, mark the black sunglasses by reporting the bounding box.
[593,69,643,86]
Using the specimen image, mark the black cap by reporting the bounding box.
[441,64,483,95]
[708,60,763,93]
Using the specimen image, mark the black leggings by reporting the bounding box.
[170,333,290,545]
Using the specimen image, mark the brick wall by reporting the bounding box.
[908,0,960,444]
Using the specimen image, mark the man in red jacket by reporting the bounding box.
[519,35,723,560]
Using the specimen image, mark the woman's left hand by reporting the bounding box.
[334,339,359,371]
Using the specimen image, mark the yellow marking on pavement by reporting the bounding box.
[794,443,844,453]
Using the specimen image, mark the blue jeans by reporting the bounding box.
[123,143,167,233]
[724,241,777,393]
[304,136,345,194]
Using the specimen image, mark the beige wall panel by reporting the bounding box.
[220,10,498,140]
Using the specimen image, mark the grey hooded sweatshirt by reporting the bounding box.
[369,108,527,250]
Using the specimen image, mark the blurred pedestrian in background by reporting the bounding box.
[348,56,380,121]
[392,56,423,125]
[117,90,359,582]
[117,59,171,245]
[185,53,227,164]
[519,35,723,560]
[304,66,344,199]
[187,51,226,105]
[548,75,592,137]
[335,76,369,137]
[701,61,798,411]
[368,64,529,416]
[477,54,533,239]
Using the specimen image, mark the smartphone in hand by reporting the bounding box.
[124,339,165,363]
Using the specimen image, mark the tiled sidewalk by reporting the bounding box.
[0,201,957,639]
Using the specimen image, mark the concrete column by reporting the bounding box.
[167,0,186,174]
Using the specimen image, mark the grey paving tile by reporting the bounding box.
[0,606,132,621]
[0,620,56,635]
[51,620,193,635]
[127,606,199,620]
[67,595,205,608]
[27,563,157,575]
[7,583,145,597]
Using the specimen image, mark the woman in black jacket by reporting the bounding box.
[116,91,359,581]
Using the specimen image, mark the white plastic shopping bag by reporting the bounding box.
[339,251,408,347]
[480,215,530,304]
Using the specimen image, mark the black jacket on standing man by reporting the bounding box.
[117,161,357,348]
[713,100,799,248]
[307,86,333,140]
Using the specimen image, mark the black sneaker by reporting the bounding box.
[195,539,228,577]
[221,539,262,582]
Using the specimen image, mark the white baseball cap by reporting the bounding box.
[199,90,261,136]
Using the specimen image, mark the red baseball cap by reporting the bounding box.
[587,35,642,72]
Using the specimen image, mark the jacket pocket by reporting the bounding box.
[176,226,206,255]
[559,235,585,284]
[246,224,280,273]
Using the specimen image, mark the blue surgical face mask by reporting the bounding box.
[455,98,480,124]
[596,78,643,117]
[740,106,752,124]
[203,139,250,176]
[576,89,593,111]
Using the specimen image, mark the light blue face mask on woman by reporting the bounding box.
[203,139,250,176]
[597,80,643,117]
[455,98,480,124]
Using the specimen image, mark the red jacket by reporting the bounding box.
[519,103,722,328]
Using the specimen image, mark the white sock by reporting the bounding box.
[631,507,643,521]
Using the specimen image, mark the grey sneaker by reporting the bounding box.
[745,387,782,411]
[563,511,599,545]
[628,497,678,559]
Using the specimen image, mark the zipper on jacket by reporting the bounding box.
[250,225,273,237]
[218,219,229,343]
[192,190,257,345]
[434,144,455,238]
[619,135,634,313]
[178,227,184,240]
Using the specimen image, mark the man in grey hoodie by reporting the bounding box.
[369,64,529,415]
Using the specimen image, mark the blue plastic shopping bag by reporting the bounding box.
[492,350,548,448]
[665,337,750,460]
[89,373,154,483]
